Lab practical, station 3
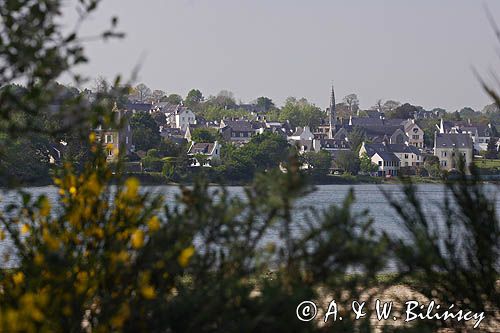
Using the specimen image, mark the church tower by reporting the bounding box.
[328,85,336,139]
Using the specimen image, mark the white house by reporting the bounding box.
[434,133,473,173]
[370,151,400,177]
[166,106,196,130]
[187,141,221,167]
[359,142,401,177]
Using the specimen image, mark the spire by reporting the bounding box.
[328,84,336,139]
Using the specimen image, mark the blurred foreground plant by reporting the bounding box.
[0,140,391,332]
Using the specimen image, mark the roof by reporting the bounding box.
[363,143,421,157]
[435,133,473,149]
[350,117,406,127]
[222,120,254,132]
[374,151,400,161]
[319,139,351,150]
[292,127,304,136]
[365,110,383,118]
[188,142,215,155]
[125,102,152,112]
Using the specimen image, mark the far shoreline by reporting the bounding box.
[6,173,500,189]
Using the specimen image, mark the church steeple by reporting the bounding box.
[328,84,336,139]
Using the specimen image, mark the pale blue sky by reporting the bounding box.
[64,0,500,111]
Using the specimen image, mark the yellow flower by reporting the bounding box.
[124,177,139,198]
[69,186,77,195]
[131,229,144,249]
[58,188,65,196]
[39,197,51,217]
[0,230,5,240]
[34,253,44,266]
[42,229,60,251]
[147,216,160,232]
[89,132,96,143]
[21,224,30,235]
[140,284,156,299]
[178,246,195,267]
[12,271,24,285]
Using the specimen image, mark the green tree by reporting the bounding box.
[424,155,441,178]
[387,103,418,119]
[302,150,332,177]
[278,97,324,129]
[347,126,366,153]
[190,128,220,143]
[335,150,360,175]
[256,96,275,112]
[185,89,203,107]
[130,112,161,151]
[163,94,183,105]
[485,137,498,159]
[359,153,378,174]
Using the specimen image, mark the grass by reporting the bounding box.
[474,159,500,169]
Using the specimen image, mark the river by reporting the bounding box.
[1,184,499,268]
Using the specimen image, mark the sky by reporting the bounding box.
[62,0,500,111]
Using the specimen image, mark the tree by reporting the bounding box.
[130,112,161,151]
[459,107,477,118]
[164,94,183,105]
[302,150,332,177]
[135,83,152,102]
[278,97,324,129]
[207,90,237,109]
[424,155,441,178]
[335,150,360,175]
[185,89,203,107]
[343,94,359,114]
[382,100,401,113]
[191,128,220,143]
[387,103,417,119]
[151,89,167,102]
[256,97,275,112]
[485,137,498,159]
[482,103,499,114]
[347,126,366,153]
[359,153,378,174]
[371,99,384,112]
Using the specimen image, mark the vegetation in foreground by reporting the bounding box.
[0,1,498,332]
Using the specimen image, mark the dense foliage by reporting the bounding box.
[0,1,499,332]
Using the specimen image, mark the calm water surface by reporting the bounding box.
[1,184,499,267]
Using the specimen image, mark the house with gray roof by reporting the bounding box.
[220,119,255,144]
[434,132,473,173]
[187,141,221,167]
[358,142,401,177]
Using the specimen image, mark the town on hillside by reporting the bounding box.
[85,82,500,182]
[4,80,485,184]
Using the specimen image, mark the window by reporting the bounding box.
[105,134,113,143]
[378,161,382,166]
[441,160,447,167]
[412,135,419,140]
[108,149,113,156]
[404,154,408,159]
[441,151,447,157]
[126,137,129,144]
[240,132,244,137]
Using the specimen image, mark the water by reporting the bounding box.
[1,184,499,268]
